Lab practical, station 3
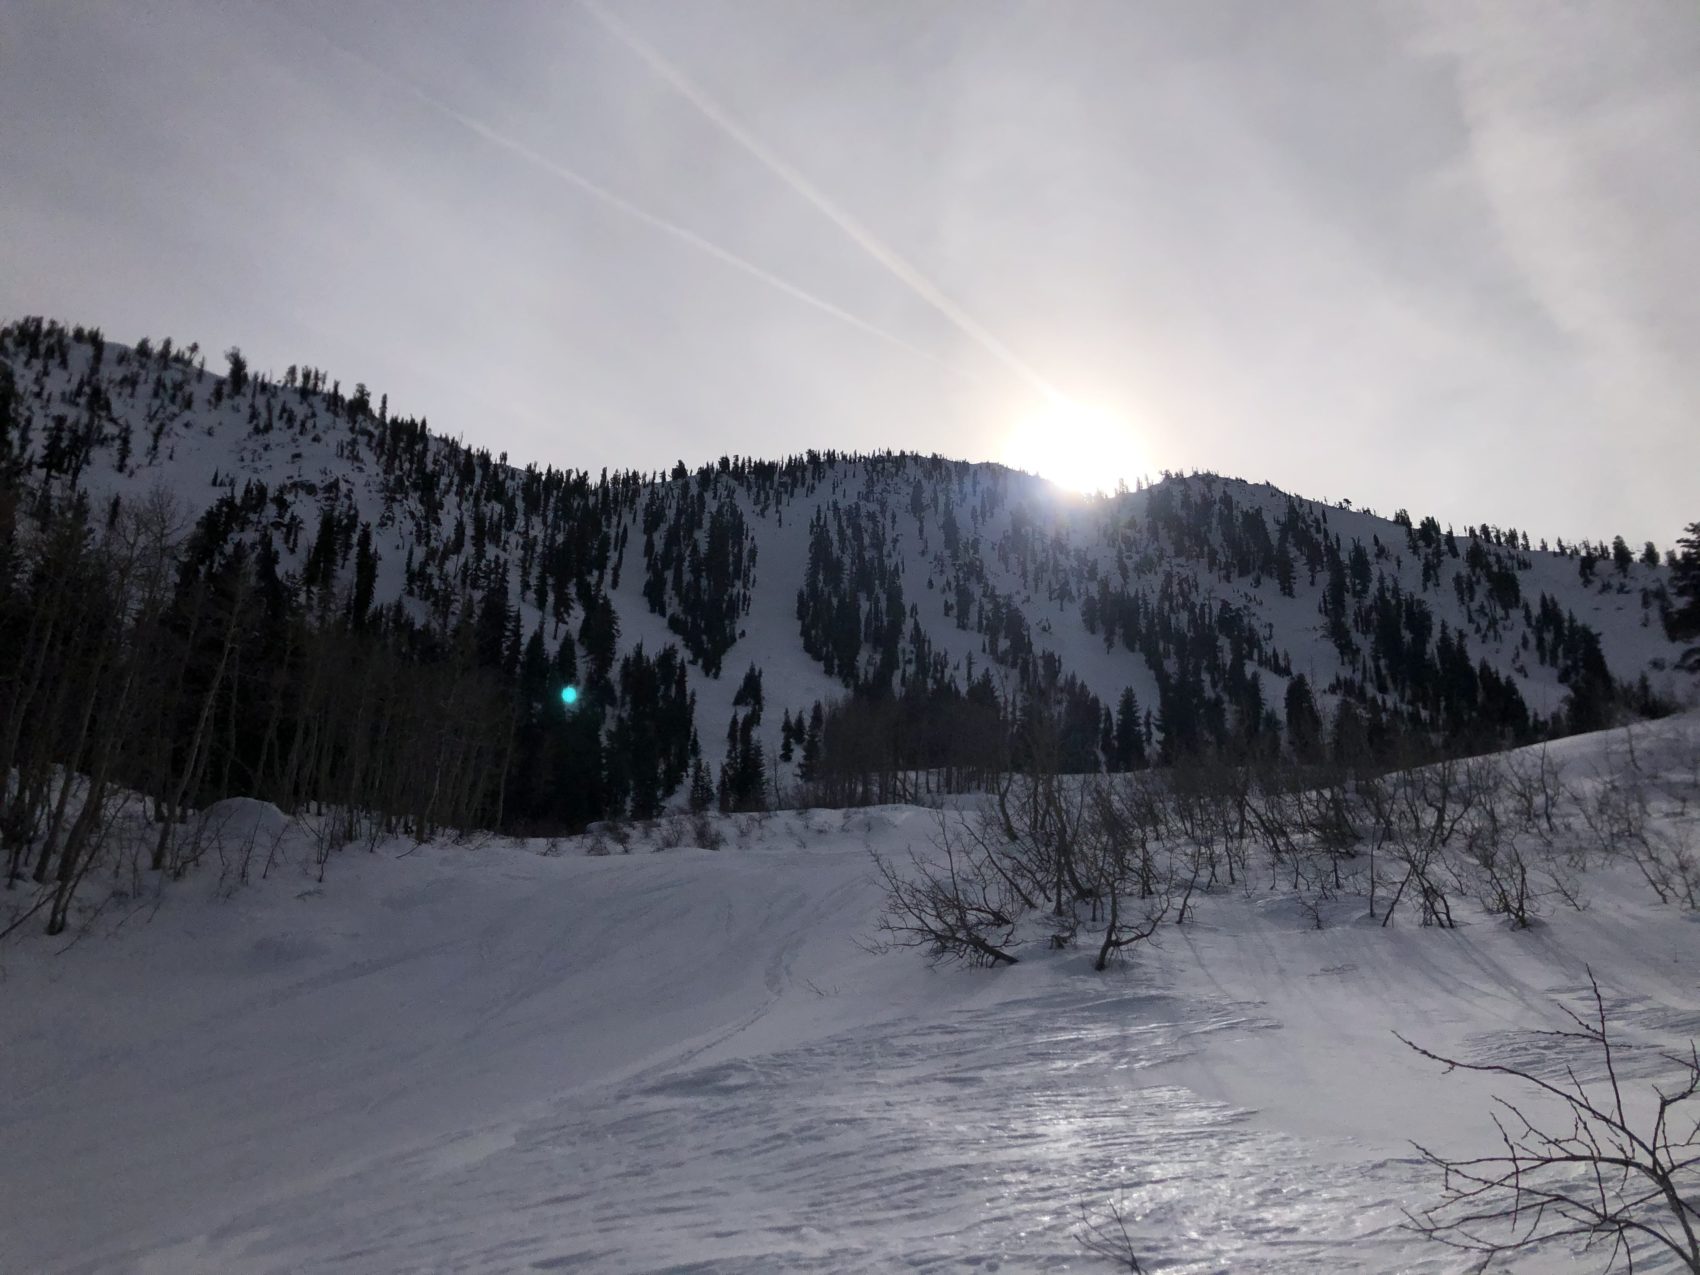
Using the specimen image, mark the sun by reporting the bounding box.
[1001,398,1146,496]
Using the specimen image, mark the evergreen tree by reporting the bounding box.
[732,662,764,722]
[223,346,248,395]
[1112,687,1145,770]
[800,701,823,783]
[348,523,378,630]
[1331,700,1367,772]
[687,757,714,814]
[1284,675,1324,764]
[1611,535,1633,575]
[553,635,579,689]
[1665,521,1700,670]
[0,362,15,461]
[579,591,619,683]
[475,572,512,672]
[302,507,338,592]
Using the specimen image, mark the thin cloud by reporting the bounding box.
[304,13,992,392]
[579,0,1060,404]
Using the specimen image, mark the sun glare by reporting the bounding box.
[1001,399,1146,496]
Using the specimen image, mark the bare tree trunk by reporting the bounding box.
[152,573,246,873]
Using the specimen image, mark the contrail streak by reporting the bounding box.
[303,22,990,387]
[579,0,1062,403]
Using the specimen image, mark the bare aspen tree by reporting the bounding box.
[1083,774,1170,969]
[151,554,249,875]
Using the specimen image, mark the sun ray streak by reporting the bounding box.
[297,18,991,389]
[578,0,1060,403]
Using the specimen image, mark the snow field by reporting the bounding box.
[4,723,1700,1272]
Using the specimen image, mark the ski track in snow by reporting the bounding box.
[5,780,1700,1273]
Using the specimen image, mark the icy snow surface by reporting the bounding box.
[7,737,1700,1272]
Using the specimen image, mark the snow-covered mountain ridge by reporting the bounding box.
[2,316,1691,821]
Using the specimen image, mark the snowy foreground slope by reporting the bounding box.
[6,722,1700,1273]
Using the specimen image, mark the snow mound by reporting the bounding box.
[191,797,294,847]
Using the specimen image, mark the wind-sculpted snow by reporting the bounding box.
[115,997,1426,1273]
[7,734,1700,1273]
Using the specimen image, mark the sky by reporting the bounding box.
[2,1,1697,547]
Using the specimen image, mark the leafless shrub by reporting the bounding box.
[358,807,390,855]
[1401,971,1700,1273]
[1287,846,1341,930]
[994,769,1092,916]
[1167,761,1238,892]
[1580,760,1653,868]
[1476,751,1588,913]
[1638,822,1700,911]
[1501,746,1573,848]
[1079,777,1171,967]
[1074,1195,1147,1272]
[1246,783,1303,878]
[870,832,1019,967]
[1455,781,1548,929]
[1581,747,1700,908]
[308,808,353,882]
[1659,729,1700,817]
[649,818,687,851]
[1375,758,1497,929]
[213,807,254,896]
[260,817,290,877]
[733,812,757,840]
[1467,836,1538,928]
[1354,769,1406,921]
[1301,773,1362,864]
[690,812,725,851]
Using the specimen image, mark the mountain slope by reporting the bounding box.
[1,317,1691,828]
